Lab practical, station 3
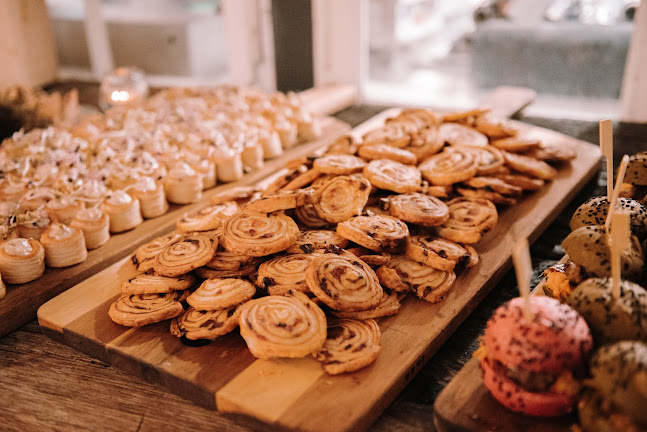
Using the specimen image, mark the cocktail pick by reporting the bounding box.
[513,237,533,322]
[599,119,613,199]
[604,155,629,233]
[609,210,630,299]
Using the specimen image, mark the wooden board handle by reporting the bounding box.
[478,86,536,119]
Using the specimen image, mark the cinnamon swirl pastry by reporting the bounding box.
[474,114,518,140]
[491,137,541,153]
[133,232,184,272]
[70,207,110,249]
[313,318,381,375]
[440,123,489,147]
[130,176,168,219]
[0,238,45,283]
[187,278,256,310]
[120,273,195,295]
[170,305,241,340]
[205,249,260,271]
[164,162,203,204]
[294,204,330,228]
[333,290,400,320]
[256,253,319,295]
[337,215,408,252]
[363,159,421,194]
[418,147,479,185]
[305,249,383,311]
[153,233,216,277]
[467,146,505,175]
[210,186,255,205]
[405,125,444,162]
[239,290,327,359]
[286,230,349,254]
[176,201,238,233]
[405,236,474,271]
[503,151,558,180]
[357,143,417,165]
[363,123,411,148]
[435,197,498,244]
[326,134,358,155]
[102,190,143,233]
[244,188,316,214]
[379,255,456,303]
[108,291,186,327]
[313,176,371,223]
[387,193,449,227]
[222,210,299,257]
[312,154,366,175]
[40,224,87,268]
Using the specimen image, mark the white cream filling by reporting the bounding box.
[4,238,33,256]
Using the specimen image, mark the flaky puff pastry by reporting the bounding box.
[130,177,168,219]
[164,163,203,204]
[102,191,143,233]
[170,305,241,340]
[40,224,87,268]
[0,238,45,284]
[70,207,110,249]
[176,201,238,234]
[377,255,456,303]
[153,233,216,277]
[46,196,84,225]
[222,210,299,257]
[313,175,371,224]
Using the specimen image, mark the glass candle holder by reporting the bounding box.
[99,67,149,111]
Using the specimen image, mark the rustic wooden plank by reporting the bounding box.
[298,84,358,116]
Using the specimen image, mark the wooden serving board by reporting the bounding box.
[38,111,601,432]
[0,86,353,338]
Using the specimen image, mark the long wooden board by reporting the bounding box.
[39,111,601,432]
[0,86,352,338]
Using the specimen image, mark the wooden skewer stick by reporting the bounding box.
[609,210,630,299]
[599,119,614,199]
[513,237,533,322]
[604,154,630,233]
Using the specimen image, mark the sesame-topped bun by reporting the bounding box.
[565,277,647,345]
[578,341,647,432]
[479,296,593,417]
[624,151,647,186]
[570,196,647,242]
[561,225,644,282]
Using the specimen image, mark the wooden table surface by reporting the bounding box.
[3,103,646,432]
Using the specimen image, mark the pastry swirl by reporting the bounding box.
[195,264,257,279]
[205,249,260,271]
[405,125,444,162]
[187,278,256,310]
[313,318,381,375]
[337,215,409,252]
[108,291,185,327]
[153,233,216,277]
[306,249,383,311]
[418,146,479,185]
[326,134,358,155]
[313,175,371,223]
[286,230,349,254]
[333,290,400,320]
[503,151,557,180]
[440,122,489,147]
[467,146,505,175]
[176,202,238,233]
[362,123,411,148]
[387,193,449,227]
[435,197,498,244]
[40,224,87,268]
[133,232,184,272]
[170,305,241,340]
[244,188,316,214]
[363,159,421,193]
[313,154,366,175]
[256,253,319,295]
[222,210,299,257]
[239,290,327,359]
[379,255,456,303]
[405,235,473,271]
[294,204,330,228]
[357,143,417,165]
[120,273,196,294]
[0,238,45,284]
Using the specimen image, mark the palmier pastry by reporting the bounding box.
[40,224,87,268]
[418,147,479,185]
[210,186,255,205]
[177,201,238,233]
[363,159,421,193]
[379,255,456,303]
[357,143,417,165]
[468,146,505,175]
[294,204,330,228]
[313,175,371,223]
[244,188,316,213]
[404,125,444,163]
[222,210,299,257]
[491,137,541,153]
[133,232,184,272]
[164,162,203,204]
[153,233,216,277]
[503,151,557,180]
[326,134,358,155]
[387,193,449,226]
[440,122,488,147]
[46,196,83,225]
[461,176,522,196]
[362,123,411,148]
[281,168,321,191]
[70,207,110,249]
[333,290,400,320]
[435,197,498,244]
[108,291,186,327]
[120,273,195,295]
[312,154,366,175]
[187,278,256,310]
[0,238,45,284]
[337,215,408,252]
[256,253,319,295]
[130,176,168,219]
[205,249,260,271]
[473,114,518,140]
[313,318,381,375]
[170,305,241,340]
[286,230,349,254]
[305,249,383,311]
[102,190,143,233]
[405,235,475,271]
[195,264,257,279]
[239,290,327,359]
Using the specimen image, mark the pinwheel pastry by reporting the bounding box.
[153,232,216,277]
[313,318,381,375]
[503,151,558,180]
[305,248,383,311]
[164,162,203,205]
[337,215,409,252]
[467,146,505,175]
[362,122,412,148]
[440,122,489,147]
[435,197,498,244]
[120,273,195,295]
[294,204,330,228]
[386,193,449,227]
[239,290,327,359]
[377,255,456,303]
[313,175,371,223]
[102,190,143,233]
[132,232,185,272]
[70,207,110,249]
[170,305,242,340]
[256,253,320,295]
[130,176,168,219]
[333,290,400,320]
[187,278,256,310]
[40,224,87,268]
[326,134,358,156]
[176,201,238,233]
[313,154,366,175]
[418,146,479,185]
[222,210,299,257]
[245,188,316,214]
[362,159,421,194]
[210,186,255,205]
[286,230,349,254]
[0,238,45,284]
[404,125,444,162]
[108,291,186,327]
[405,235,478,272]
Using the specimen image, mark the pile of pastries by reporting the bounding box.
[0,85,322,292]
[108,107,575,375]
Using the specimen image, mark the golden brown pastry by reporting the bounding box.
[0,238,45,283]
[70,207,110,249]
[163,162,203,204]
[503,151,557,180]
[170,305,241,340]
[244,188,316,214]
[256,253,319,295]
[440,122,488,147]
[176,201,238,233]
[418,147,479,185]
[362,159,421,193]
[286,230,349,254]
[313,175,371,223]
[46,196,83,225]
[313,154,366,175]
[153,233,216,277]
[102,190,143,233]
[40,224,87,268]
[120,273,195,295]
[130,176,168,219]
[108,291,186,327]
[222,210,299,257]
[379,255,456,303]
[435,197,498,244]
[405,235,476,271]
[387,193,449,226]
[333,290,400,320]
[357,143,417,165]
[337,215,409,252]
[187,278,256,310]
[133,232,184,272]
